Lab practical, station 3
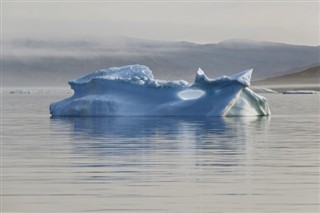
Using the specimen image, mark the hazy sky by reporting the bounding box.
[2,1,320,45]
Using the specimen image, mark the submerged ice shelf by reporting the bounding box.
[50,65,270,117]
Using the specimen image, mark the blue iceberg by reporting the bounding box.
[50,65,270,116]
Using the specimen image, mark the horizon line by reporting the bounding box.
[4,35,320,47]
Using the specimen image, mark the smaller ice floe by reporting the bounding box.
[31,89,73,95]
[50,65,271,117]
[250,86,277,94]
[283,90,317,94]
[10,89,31,95]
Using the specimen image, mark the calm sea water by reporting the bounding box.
[2,89,320,213]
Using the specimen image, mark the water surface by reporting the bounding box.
[2,91,320,212]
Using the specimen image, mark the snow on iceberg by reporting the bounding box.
[49,65,271,117]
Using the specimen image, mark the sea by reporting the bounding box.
[2,88,320,213]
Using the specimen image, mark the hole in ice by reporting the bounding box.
[178,89,205,100]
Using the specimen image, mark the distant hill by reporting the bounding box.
[254,65,320,85]
[3,36,320,86]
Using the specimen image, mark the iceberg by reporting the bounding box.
[10,89,31,95]
[250,86,277,94]
[283,90,317,94]
[49,65,271,117]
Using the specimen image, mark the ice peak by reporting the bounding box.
[197,68,204,75]
[229,68,253,87]
[195,68,210,84]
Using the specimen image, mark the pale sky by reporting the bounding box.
[2,1,320,45]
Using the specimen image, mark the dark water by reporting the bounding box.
[2,91,320,212]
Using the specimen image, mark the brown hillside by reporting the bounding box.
[254,65,320,85]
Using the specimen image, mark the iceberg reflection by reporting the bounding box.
[50,116,270,156]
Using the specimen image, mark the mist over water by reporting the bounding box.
[3,36,320,87]
[2,92,320,212]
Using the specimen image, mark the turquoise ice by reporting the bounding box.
[50,65,270,116]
